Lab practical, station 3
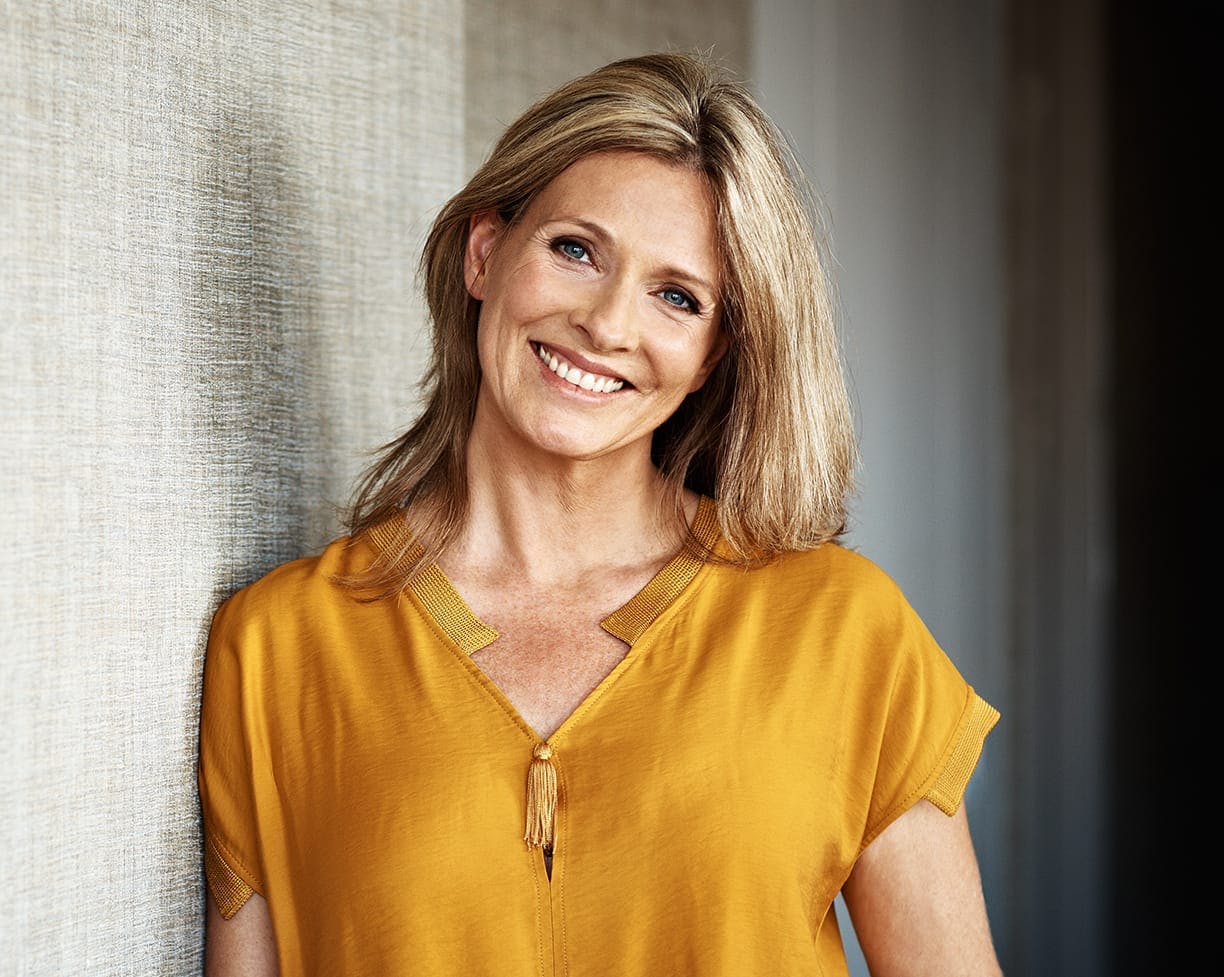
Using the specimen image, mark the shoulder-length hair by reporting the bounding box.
[344,50,856,594]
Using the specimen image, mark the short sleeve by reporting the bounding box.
[197,593,265,919]
[851,577,1000,850]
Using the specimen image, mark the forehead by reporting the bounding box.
[523,151,720,280]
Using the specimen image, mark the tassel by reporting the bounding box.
[524,742,557,850]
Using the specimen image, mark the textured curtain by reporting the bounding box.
[0,1,462,970]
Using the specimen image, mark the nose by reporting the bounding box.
[572,277,639,353]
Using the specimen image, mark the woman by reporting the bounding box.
[199,51,1003,976]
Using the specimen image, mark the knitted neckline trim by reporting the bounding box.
[366,495,720,654]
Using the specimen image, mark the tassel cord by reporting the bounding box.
[524,742,557,851]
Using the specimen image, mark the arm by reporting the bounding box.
[204,889,279,977]
[841,799,1003,977]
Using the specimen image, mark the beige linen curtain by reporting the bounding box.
[0,1,461,969]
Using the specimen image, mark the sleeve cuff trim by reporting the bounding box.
[924,690,1000,816]
[204,830,257,920]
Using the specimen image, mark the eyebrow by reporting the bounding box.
[552,217,719,299]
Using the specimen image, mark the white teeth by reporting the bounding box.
[534,344,624,394]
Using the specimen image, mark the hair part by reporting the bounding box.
[343,50,857,596]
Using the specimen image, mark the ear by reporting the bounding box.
[687,331,730,393]
[465,212,503,300]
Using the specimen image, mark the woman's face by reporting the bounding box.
[465,150,726,468]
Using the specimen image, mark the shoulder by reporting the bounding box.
[201,531,396,709]
[777,541,903,591]
[696,542,947,681]
[208,532,376,644]
[710,541,913,619]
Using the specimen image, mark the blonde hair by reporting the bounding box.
[345,50,856,591]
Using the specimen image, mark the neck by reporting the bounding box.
[441,429,694,589]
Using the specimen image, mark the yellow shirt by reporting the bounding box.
[198,497,999,976]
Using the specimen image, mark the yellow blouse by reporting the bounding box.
[198,497,999,976]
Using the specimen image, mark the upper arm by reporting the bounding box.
[200,594,277,976]
[841,800,1003,977]
[205,888,279,977]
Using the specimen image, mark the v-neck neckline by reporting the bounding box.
[366,495,720,655]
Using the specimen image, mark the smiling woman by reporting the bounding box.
[197,51,1004,977]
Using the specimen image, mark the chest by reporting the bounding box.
[438,554,663,739]
[469,611,630,739]
[283,617,842,977]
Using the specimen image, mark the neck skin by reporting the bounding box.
[436,411,696,592]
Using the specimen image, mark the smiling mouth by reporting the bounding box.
[532,342,629,393]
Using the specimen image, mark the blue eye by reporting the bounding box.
[660,287,698,313]
[556,239,589,261]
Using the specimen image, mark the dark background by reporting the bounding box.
[1108,2,1210,973]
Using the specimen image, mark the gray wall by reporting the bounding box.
[750,1,1010,972]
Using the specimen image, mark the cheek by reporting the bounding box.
[656,332,722,392]
[485,264,565,331]
[475,279,559,380]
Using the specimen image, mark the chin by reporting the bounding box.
[521,422,641,465]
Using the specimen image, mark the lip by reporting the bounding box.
[531,345,626,399]
[530,340,632,387]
